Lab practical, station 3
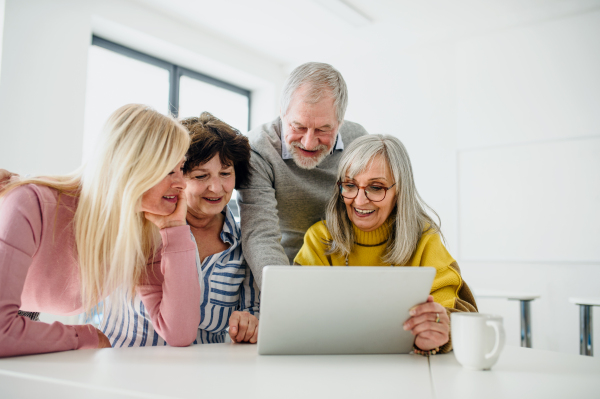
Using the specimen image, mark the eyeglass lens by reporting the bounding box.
[340,183,387,202]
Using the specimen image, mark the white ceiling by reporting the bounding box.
[132,0,600,68]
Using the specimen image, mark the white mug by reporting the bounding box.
[451,313,505,370]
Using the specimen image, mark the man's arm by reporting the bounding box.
[237,151,289,288]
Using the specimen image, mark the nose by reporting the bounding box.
[207,176,222,194]
[354,187,370,205]
[172,169,186,191]
[301,129,319,150]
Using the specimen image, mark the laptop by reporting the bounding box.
[257,266,436,355]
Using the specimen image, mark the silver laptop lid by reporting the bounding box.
[257,266,436,355]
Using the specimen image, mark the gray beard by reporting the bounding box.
[287,141,330,169]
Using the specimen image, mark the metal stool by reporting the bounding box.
[475,290,540,348]
[569,297,600,356]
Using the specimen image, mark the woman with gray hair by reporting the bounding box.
[294,134,477,355]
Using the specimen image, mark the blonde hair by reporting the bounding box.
[325,134,442,265]
[1,104,190,312]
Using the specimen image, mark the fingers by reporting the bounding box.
[171,191,188,221]
[142,191,187,229]
[410,319,448,336]
[235,314,249,342]
[409,300,445,318]
[229,311,248,343]
[403,299,450,350]
[415,331,448,351]
[96,328,112,349]
[229,312,259,343]
[229,312,240,342]
[243,317,258,343]
[404,311,447,331]
[249,321,259,344]
[0,169,18,190]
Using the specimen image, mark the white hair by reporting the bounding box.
[325,134,443,265]
[280,62,348,125]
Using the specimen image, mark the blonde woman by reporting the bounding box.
[103,112,260,347]
[0,104,200,357]
[294,134,477,355]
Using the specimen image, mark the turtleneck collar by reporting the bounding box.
[353,220,393,247]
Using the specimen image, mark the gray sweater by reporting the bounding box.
[237,117,368,286]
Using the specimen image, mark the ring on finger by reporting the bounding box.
[435,313,440,323]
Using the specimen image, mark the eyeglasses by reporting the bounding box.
[337,181,396,202]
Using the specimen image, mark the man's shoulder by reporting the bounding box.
[246,117,282,150]
[339,120,368,142]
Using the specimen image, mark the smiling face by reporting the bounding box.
[343,155,397,232]
[185,154,235,220]
[140,159,186,216]
[282,85,340,169]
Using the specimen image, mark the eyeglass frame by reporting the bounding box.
[337,181,397,203]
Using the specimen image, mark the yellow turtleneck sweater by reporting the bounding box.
[294,220,476,312]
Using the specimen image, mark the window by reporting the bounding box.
[84,36,251,219]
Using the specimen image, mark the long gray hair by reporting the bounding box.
[325,134,442,265]
[280,62,348,125]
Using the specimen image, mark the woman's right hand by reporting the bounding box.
[144,191,188,230]
[97,328,112,348]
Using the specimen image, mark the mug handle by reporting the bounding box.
[485,320,502,360]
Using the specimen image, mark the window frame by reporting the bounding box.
[91,35,252,130]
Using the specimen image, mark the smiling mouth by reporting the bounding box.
[298,148,321,157]
[355,208,375,215]
[203,197,223,203]
[163,195,177,203]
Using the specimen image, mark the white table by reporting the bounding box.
[429,345,600,399]
[475,290,540,348]
[2,344,599,399]
[0,344,432,399]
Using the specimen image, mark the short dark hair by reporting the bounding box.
[180,112,251,189]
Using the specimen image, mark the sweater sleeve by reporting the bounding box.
[136,225,200,347]
[0,186,98,358]
[238,261,260,318]
[293,222,332,266]
[238,150,290,287]
[413,232,478,353]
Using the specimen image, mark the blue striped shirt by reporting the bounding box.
[100,205,260,347]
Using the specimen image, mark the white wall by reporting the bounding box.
[0,0,284,177]
[0,0,5,81]
[0,0,92,176]
[455,10,600,354]
[307,7,600,355]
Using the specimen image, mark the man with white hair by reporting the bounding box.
[238,62,368,286]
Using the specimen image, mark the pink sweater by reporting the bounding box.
[0,184,200,357]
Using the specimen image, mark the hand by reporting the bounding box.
[0,169,19,190]
[403,295,449,351]
[96,328,112,348]
[229,311,259,344]
[144,191,187,229]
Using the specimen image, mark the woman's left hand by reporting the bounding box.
[403,295,449,351]
[144,191,188,229]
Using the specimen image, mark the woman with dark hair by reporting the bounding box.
[101,112,260,347]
